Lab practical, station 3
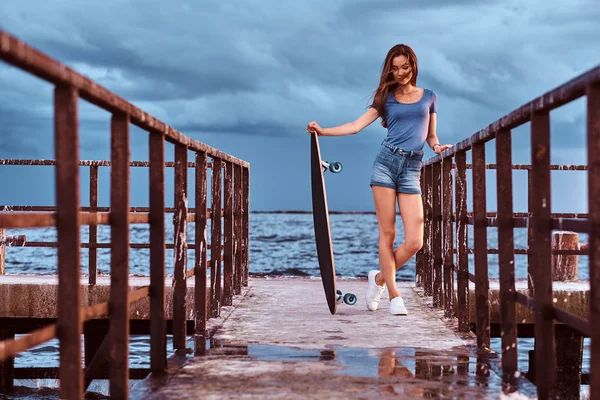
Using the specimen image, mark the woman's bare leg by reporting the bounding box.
[394,193,424,270]
[371,186,401,299]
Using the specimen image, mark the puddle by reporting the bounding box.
[6,340,580,399]
[202,340,540,399]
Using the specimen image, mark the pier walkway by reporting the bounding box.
[131,278,536,400]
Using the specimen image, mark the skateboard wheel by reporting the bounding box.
[343,293,357,305]
[329,162,343,173]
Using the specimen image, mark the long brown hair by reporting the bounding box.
[370,44,419,128]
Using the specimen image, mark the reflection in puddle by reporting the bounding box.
[203,339,538,399]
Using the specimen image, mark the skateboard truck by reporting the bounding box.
[321,160,343,173]
[336,289,357,306]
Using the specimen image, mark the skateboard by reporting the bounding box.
[310,131,357,314]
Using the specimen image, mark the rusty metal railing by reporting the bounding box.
[417,65,599,399]
[0,29,250,399]
[0,159,237,285]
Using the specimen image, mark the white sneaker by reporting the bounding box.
[390,297,408,315]
[366,270,386,311]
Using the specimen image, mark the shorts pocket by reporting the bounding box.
[405,158,422,181]
[407,158,422,171]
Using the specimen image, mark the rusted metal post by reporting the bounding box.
[234,164,243,295]
[442,157,454,318]
[472,141,490,349]
[84,324,106,369]
[149,131,166,373]
[55,84,82,400]
[416,168,425,287]
[555,325,583,399]
[457,354,469,377]
[84,324,109,390]
[0,228,5,275]
[587,81,600,400]
[211,158,223,316]
[476,353,491,379]
[89,165,98,285]
[195,151,208,342]
[547,233,583,398]
[0,329,14,392]
[242,166,250,286]
[552,231,579,281]
[495,129,518,379]
[173,143,188,350]
[531,109,556,398]
[109,112,130,398]
[223,161,234,306]
[420,168,427,290]
[455,151,469,332]
[432,162,443,308]
[423,164,433,296]
[527,169,534,295]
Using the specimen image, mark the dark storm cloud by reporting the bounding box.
[340,0,495,18]
[0,0,597,212]
[0,108,53,158]
[0,16,262,101]
[177,120,291,137]
[1,0,598,151]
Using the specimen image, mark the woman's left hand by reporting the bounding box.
[434,144,452,154]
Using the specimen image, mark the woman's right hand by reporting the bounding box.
[306,121,323,136]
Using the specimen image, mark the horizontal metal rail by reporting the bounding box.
[0,159,216,168]
[466,216,589,231]
[2,206,218,214]
[18,241,213,250]
[0,210,223,225]
[457,164,588,171]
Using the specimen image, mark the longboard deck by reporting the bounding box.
[310,132,337,314]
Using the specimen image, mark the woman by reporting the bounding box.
[306,44,451,316]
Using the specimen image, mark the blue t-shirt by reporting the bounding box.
[371,88,437,151]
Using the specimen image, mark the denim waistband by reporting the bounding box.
[381,140,423,157]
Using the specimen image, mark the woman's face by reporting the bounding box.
[391,55,412,85]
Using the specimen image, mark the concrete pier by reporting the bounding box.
[131,278,538,399]
[0,275,589,398]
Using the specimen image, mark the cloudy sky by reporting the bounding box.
[0,0,598,212]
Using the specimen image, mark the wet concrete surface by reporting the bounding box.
[211,278,470,351]
[142,343,533,399]
[135,278,537,399]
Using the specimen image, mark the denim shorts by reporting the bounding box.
[369,140,424,194]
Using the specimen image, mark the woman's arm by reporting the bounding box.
[425,113,452,154]
[307,107,379,137]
